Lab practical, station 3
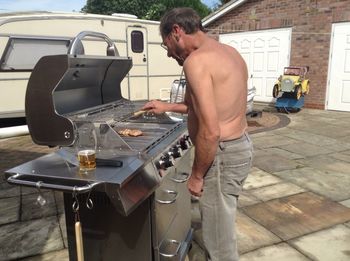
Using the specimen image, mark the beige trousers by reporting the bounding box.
[199,133,253,261]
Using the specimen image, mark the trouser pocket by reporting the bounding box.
[219,149,252,196]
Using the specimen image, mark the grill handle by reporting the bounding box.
[7,174,101,193]
[155,190,178,204]
[170,172,190,183]
[159,239,182,258]
[68,31,119,56]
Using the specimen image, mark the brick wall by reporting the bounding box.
[205,0,350,109]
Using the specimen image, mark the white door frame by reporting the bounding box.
[326,22,350,111]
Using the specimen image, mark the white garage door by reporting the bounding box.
[327,22,350,112]
[220,28,291,103]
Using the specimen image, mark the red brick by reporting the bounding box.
[205,0,350,110]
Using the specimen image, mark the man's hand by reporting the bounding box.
[187,174,204,197]
[142,100,167,114]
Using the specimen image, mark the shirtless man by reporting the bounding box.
[142,8,253,261]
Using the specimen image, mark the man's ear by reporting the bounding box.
[172,24,182,41]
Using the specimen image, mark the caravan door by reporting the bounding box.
[126,26,149,100]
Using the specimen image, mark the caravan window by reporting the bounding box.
[0,37,70,71]
[131,30,144,53]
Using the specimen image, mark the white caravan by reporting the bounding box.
[0,11,181,118]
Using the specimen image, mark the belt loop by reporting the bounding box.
[219,141,225,151]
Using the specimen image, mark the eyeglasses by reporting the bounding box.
[161,33,172,51]
[161,42,168,50]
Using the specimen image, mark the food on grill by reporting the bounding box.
[117,128,143,137]
[133,110,146,117]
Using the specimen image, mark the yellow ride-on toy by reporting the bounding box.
[273,66,310,100]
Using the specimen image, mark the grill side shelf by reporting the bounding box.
[7,174,101,193]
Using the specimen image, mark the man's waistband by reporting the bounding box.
[219,132,249,150]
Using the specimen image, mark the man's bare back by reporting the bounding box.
[184,37,248,144]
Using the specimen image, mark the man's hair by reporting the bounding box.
[160,7,205,37]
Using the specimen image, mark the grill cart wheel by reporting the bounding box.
[294,85,302,100]
[273,84,279,98]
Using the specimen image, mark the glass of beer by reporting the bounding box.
[78,149,96,170]
[76,126,97,172]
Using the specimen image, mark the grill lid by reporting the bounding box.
[25,31,132,147]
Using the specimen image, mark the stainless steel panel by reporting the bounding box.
[155,170,178,242]
[5,152,161,216]
[64,192,153,261]
[25,54,132,147]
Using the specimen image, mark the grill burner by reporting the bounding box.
[5,31,193,261]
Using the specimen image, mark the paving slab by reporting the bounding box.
[242,192,350,241]
[323,141,350,153]
[19,249,69,261]
[277,128,338,146]
[278,142,334,157]
[274,167,350,201]
[54,191,65,215]
[286,119,323,131]
[301,125,350,139]
[21,191,57,221]
[252,148,274,157]
[290,224,350,261]
[243,167,282,190]
[0,196,20,225]
[340,199,350,208]
[59,214,68,248]
[261,147,305,160]
[249,182,306,202]
[240,242,311,261]
[296,155,350,174]
[330,150,350,163]
[253,154,303,173]
[251,135,298,149]
[0,216,64,260]
[0,178,20,199]
[238,190,261,208]
[236,211,281,254]
[300,109,349,119]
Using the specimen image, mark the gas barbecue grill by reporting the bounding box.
[5,31,193,261]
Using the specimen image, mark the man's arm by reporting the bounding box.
[142,100,188,114]
[184,54,220,196]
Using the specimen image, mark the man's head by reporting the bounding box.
[160,7,204,38]
[160,8,204,66]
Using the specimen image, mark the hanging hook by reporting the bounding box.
[36,181,47,206]
[72,186,80,212]
[86,184,94,210]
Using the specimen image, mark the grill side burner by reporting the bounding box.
[6,31,193,260]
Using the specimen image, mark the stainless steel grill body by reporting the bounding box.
[6,32,193,261]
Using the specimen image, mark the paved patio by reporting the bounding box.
[1,103,350,261]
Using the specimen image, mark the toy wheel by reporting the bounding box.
[294,85,302,100]
[273,84,279,98]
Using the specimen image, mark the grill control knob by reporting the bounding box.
[179,138,190,150]
[157,155,175,170]
[184,135,192,146]
[168,145,183,158]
